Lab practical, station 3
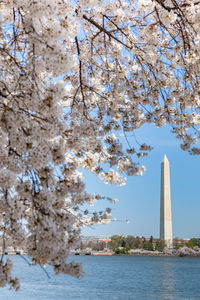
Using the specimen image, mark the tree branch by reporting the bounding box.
[82,14,132,50]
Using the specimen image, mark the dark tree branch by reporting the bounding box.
[82,14,133,50]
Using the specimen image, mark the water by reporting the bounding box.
[1,255,200,300]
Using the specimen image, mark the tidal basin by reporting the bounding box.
[2,255,200,300]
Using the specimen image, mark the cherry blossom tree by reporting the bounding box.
[0,0,200,290]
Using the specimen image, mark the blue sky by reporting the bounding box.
[82,124,200,239]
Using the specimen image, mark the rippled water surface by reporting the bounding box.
[1,255,200,300]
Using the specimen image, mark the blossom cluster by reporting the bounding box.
[0,259,20,290]
[0,0,200,288]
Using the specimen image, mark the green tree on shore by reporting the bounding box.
[186,238,200,248]
[155,240,165,252]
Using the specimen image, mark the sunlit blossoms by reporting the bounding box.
[0,0,200,289]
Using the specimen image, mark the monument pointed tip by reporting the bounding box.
[162,154,169,163]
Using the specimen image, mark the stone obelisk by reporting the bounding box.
[160,155,173,248]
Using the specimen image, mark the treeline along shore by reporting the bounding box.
[75,235,200,257]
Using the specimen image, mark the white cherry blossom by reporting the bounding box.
[0,0,200,289]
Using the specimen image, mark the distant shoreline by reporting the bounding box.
[1,248,200,258]
[75,250,200,257]
[1,253,200,258]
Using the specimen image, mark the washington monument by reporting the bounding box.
[160,155,173,248]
